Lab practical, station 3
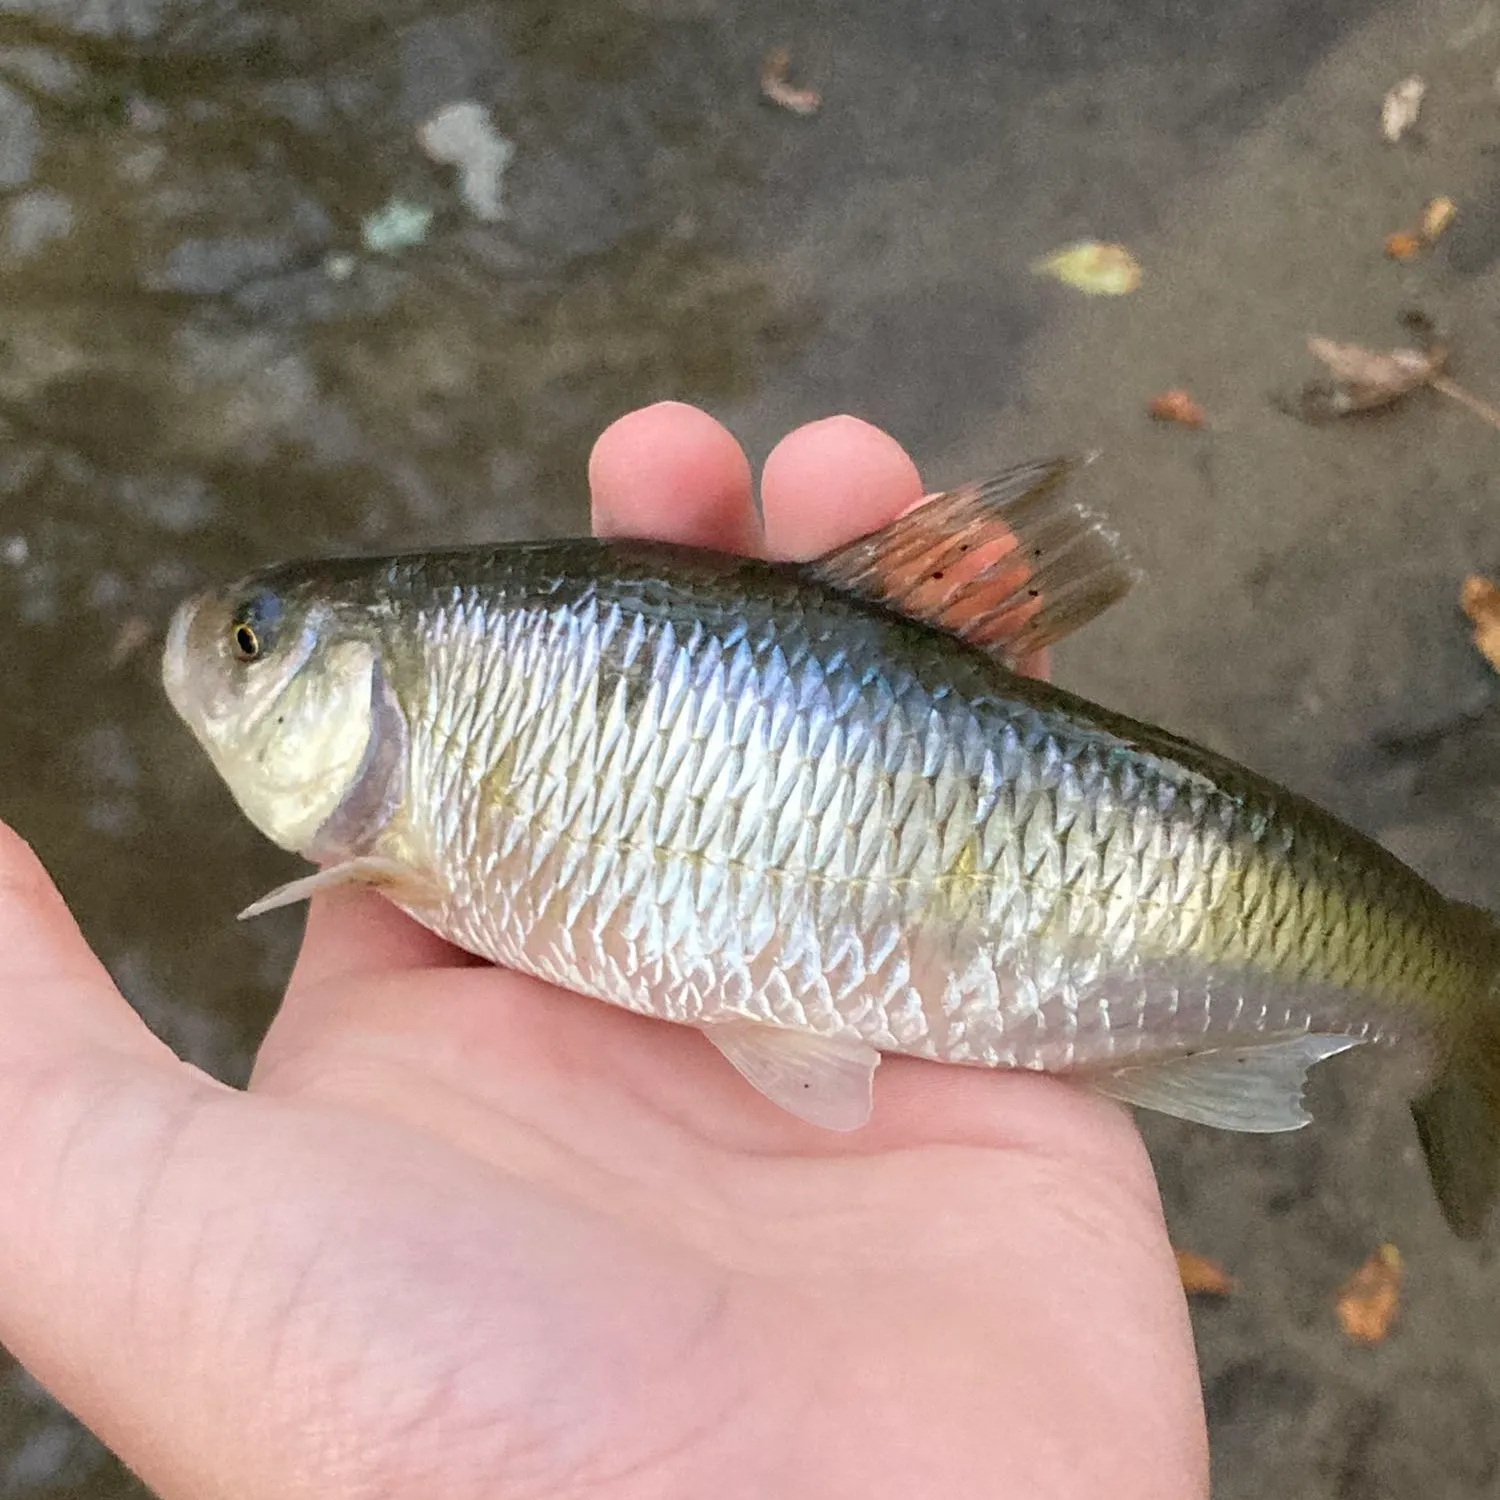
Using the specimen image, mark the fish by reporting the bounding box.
[161,458,1500,1238]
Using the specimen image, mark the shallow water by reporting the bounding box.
[3,0,1500,1494]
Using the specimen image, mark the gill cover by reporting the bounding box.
[219,635,387,854]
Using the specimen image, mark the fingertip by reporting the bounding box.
[1014,647,1051,680]
[760,415,924,560]
[589,402,761,553]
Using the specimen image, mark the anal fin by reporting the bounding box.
[803,456,1137,666]
[703,1022,881,1130]
[1091,1033,1364,1133]
[239,857,438,920]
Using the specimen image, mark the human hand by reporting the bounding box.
[0,405,1208,1499]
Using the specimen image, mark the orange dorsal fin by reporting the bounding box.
[805,457,1137,665]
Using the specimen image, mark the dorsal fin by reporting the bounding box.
[804,457,1138,665]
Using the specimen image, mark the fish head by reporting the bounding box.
[162,573,398,857]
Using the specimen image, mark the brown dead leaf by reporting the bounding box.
[760,47,820,116]
[107,615,153,668]
[1148,389,1207,427]
[1175,1249,1236,1296]
[1336,1243,1403,1344]
[1305,335,1446,415]
[1384,230,1422,261]
[1421,195,1457,243]
[1288,320,1500,430]
[1382,76,1426,141]
[1461,575,1500,673]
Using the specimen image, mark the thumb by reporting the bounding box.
[0,820,180,1069]
[0,821,223,1463]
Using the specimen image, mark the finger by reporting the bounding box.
[0,821,175,1068]
[761,419,1054,682]
[1015,647,1050,680]
[268,889,481,1086]
[759,415,924,560]
[0,824,236,1488]
[285,887,474,1000]
[589,401,762,554]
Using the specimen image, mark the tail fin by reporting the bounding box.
[1412,963,1500,1240]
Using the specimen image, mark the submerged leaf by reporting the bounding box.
[1385,197,1457,259]
[1148,390,1206,427]
[1295,326,1500,431]
[1336,1243,1403,1344]
[760,47,821,116]
[1307,337,1444,405]
[417,101,515,222]
[1421,195,1457,242]
[1298,335,1446,420]
[361,199,435,255]
[1384,230,1422,261]
[1175,1249,1236,1296]
[1032,241,1142,296]
[108,615,153,668]
[1382,76,1426,142]
[1461,575,1500,673]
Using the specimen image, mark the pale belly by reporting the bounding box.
[396,819,1372,1074]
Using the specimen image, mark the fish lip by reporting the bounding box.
[161,592,204,720]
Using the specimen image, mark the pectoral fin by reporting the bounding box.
[703,1022,881,1130]
[239,857,437,920]
[1091,1033,1364,1132]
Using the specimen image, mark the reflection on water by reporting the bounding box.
[0,2,800,1491]
[1,0,800,1038]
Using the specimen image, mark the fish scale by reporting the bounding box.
[344,555,1435,1069]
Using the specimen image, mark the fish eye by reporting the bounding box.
[229,590,283,665]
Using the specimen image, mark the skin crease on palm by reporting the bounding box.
[0,404,1209,1500]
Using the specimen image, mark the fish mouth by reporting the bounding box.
[161,592,205,725]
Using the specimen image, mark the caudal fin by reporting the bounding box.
[1412,968,1500,1239]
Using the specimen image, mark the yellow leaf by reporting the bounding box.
[1032,241,1142,296]
[1421,196,1457,242]
[1461,575,1500,674]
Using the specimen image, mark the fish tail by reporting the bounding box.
[1412,926,1500,1239]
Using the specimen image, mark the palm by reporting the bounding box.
[245,922,1199,1498]
[0,406,1206,1499]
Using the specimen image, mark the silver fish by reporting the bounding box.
[162,460,1500,1236]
